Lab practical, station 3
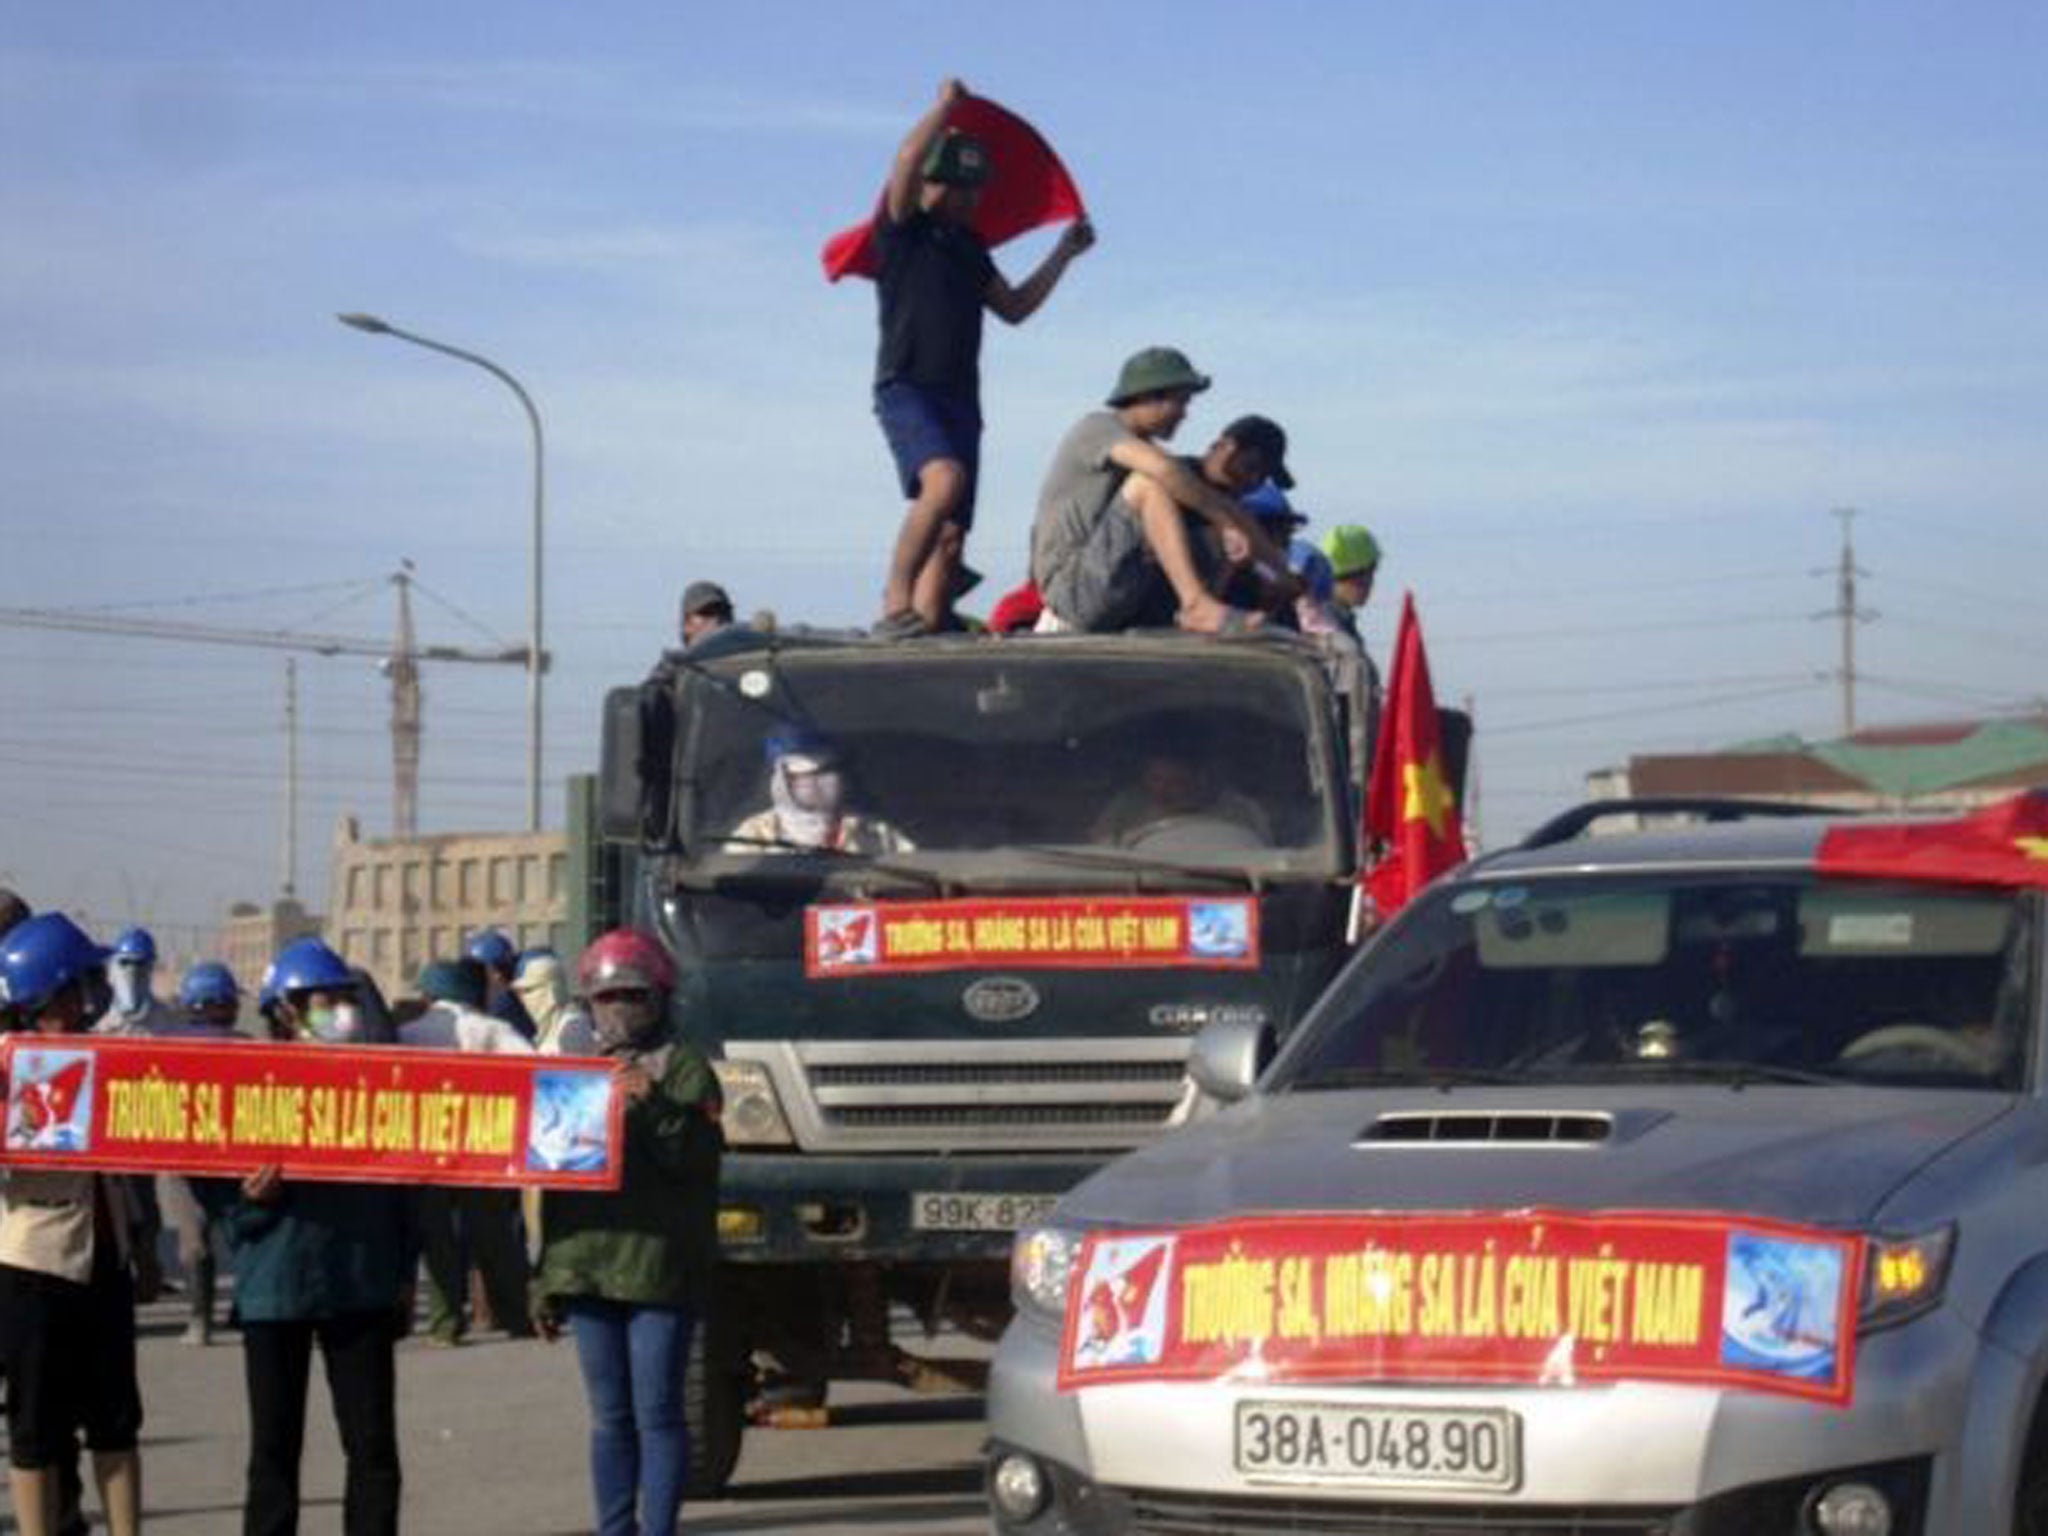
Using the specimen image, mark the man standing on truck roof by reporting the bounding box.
[1031,349,1298,634]
[873,78,1095,640]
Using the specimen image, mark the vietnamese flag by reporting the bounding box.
[1817,791,2048,887]
[1364,593,1469,917]
[821,93,1086,282]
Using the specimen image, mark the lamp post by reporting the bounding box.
[338,312,546,833]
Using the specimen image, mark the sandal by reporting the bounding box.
[870,609,931,640]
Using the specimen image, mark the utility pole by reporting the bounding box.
[1815,507,1877,736]
[282,659,299,900]
[389,564,421,840]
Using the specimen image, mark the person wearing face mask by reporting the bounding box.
[97,926,179,1037]
[533,930,722,1536]
[202,937,413,1536]
[725,731,916,855]
[0,913,146,1536]
[513,949,596,1057]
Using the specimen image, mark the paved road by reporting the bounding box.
[5,1299,992,1535]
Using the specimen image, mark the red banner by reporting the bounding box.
[804,896,1259,977]
[0,1036,622,1190]
[1058,1212,1861,1406]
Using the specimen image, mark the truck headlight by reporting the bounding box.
[711,1059,795,1148]
[1012,1223,1084,1318]
[1859,1223,1955,1332]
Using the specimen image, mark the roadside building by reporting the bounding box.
[1589,714,2048,821]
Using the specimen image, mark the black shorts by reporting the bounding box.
[0,1260,143,1467]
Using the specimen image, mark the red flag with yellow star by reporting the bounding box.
[1816,791,2048,886]
[1364,593,1468,917]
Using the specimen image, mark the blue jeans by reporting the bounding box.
[566,1299,694,1536]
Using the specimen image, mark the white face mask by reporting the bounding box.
[302,1002,364,1043]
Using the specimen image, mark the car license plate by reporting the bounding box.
[909,1191,1059,1231]
[1234,1401,1521,1491]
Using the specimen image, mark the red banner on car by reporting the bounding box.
[0,1035,622,1190]
[804,896,1259,977]
[1057,1211,1861,1405]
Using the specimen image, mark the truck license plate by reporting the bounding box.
[1234,1401,1521,1491]
[910,1191,1059,1231]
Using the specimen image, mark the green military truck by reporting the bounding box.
[588,625,1401,1492]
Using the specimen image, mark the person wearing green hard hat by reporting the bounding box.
[1030,346,1298,634]
[1321,522,1383,634]
[871,78,1095,640]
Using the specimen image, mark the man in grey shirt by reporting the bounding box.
[1031,347,1296,632]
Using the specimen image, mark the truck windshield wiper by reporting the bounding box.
[1002,842,1260,890]
[711,836,945,893]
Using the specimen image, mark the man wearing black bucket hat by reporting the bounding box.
[872,78,1095,639]
[1030,346,1298,635]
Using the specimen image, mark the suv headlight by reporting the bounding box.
[710,1059,795,1148]
[1012,1223,1085,1319]
[1859,1223,1955,1332]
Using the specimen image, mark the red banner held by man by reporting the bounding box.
[821,94,1086,282]
[1364,592,1469,917]
[1817,791,2048,888]
[0,1035,623,1190]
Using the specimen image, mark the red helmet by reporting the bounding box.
[575,928,675,996]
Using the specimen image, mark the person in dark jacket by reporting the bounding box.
[534,929,721,1536]
[204,939,415,1536]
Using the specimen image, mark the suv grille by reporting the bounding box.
[1123,1490,1679,1535]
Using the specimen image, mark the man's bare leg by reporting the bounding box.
[910,519,966,629]
[10,1466,57,1536]
[1123,477,1254,634]
[92,1450,140,1536]
[883,458,967,622]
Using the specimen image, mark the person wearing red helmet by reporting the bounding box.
[533,929,722,1536]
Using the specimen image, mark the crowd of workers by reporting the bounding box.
[0,892,720,1536]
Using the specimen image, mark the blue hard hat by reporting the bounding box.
[112,925,158,965]
[464,930,517,971]
[1240,481,1306,528]
[763,727,838,766]
[269,937,355,997]
[1288,538,1336,604]
[0,913,110,1015]
[178,961,240,1012]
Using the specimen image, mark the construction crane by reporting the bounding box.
[0,567,543,841]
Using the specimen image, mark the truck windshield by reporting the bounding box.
[679,646,1336,865]
[1275,874,2034,1092]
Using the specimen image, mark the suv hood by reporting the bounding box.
[1058,1086,2015,1231]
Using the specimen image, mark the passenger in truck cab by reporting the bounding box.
[724,731,915,855]
[1090,750,1272,851]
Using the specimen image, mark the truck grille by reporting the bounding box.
[738,1038,1196,1154]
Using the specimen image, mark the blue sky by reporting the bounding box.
[5,1,2048,945]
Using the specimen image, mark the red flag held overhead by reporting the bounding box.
[821,94,1086,283]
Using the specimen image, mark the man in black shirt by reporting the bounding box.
[873,78,1094,636]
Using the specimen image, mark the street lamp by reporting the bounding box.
[338,312,546,833]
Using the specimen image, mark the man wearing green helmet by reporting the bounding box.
[1321,522,1383,638]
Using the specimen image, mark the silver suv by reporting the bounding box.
[986,801,2048,1535]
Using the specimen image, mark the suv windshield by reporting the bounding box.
[679,647,1337,865]
[1275,873,2034,1092]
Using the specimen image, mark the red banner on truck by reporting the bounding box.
[0,1035,622,1190]
[1057,1211,1861,1405]
[804,895,1259,977]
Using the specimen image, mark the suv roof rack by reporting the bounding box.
[1519,797,1830,851]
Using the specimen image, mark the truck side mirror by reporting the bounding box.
[600,684,674,846]
[1188,1016,1276,1104]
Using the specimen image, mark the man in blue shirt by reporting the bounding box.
[873,78,1094,637]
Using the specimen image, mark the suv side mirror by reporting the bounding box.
[1188,1016,1276,1104]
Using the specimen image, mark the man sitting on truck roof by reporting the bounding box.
[725,731,915,855]
[1029,347,1297,635]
